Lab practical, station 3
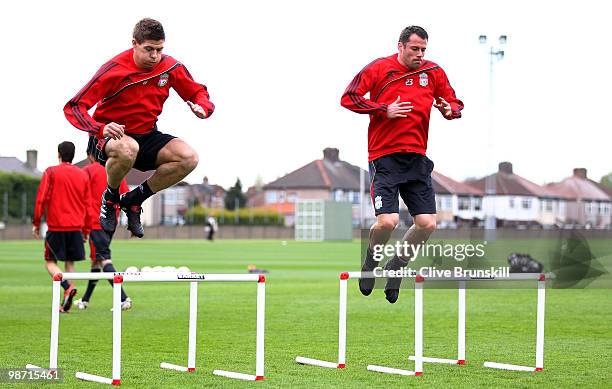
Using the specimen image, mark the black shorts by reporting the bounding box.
[89,229,113,261]
[44,231,85,262]
[368,152,436,217]
[87,127,176,171]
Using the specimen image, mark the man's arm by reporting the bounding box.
[172,64,215,119]
[32,168,52,237]
[433,68,464,120]
[63,61,118,137]
[340,60,389,115]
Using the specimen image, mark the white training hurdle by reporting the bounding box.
[409,273,549,372]
[295,271,551,376]
[26,272,266,385]
[296,272,425,376]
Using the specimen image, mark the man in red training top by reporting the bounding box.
[341,26,464,303]
[75,143,132,311]
[33,141,93,312]
[64,18,214,238]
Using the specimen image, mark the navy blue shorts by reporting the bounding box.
[88,127,176,172]
[368,152,436,216]
[89,229,113,261]
[44,231,85,262]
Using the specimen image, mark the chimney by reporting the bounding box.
[25,150,37,170]
[323,148,339,162]
[573,168,587,179]
[498,161,513,174]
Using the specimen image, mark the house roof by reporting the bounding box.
[546,169,611,201]
[466,162,563,198]
[0,156,42,177]
[263,148,368,192]
[432,171,483,196]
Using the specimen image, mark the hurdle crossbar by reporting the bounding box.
[26,272,266,385]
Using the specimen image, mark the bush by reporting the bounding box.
[184,206,284,226]
[0,172,40,223]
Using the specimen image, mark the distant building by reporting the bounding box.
[191,176,226,209]
[466,162,567,228]
[0,150,42,177]
[262,148,372,227]
[432,171,483,228]
[547,168,611,229]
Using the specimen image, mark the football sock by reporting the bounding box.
[60,280,70,290]
[103,263,128,301]
[123,180,155,206]
[82,267,101,302]
[106,185,120,202]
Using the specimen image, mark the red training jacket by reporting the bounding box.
[33,162,93,234]
[64,49,215,138]
[82,162,129,231]
[341,55,464,161]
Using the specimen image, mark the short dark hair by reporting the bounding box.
[58,141,75,163]
[399,26,428,44]
[133,18,165,43]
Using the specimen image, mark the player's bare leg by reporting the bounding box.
[120,138,198,237]
[100,136,139,233]
[360,213,399,295]
[384,214,436,303]
[45,260,78,312]
[105,136,139,188]
[148,139,199,191]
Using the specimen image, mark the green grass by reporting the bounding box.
[0,239,611,388]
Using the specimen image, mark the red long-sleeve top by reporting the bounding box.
[341,55,464,161]
[82,162,129,231]
[33,162,92,234]
[64,49,215,138]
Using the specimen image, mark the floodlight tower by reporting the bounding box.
[479,34,507,241]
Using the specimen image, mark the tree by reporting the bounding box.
[224,178,247,210]
[0,172,40,223]
[600,172,612,188]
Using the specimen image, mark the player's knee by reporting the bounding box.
[181,149,199,173]
[414,216,436,234]
[111,138,139,161]
[377,214,399,231]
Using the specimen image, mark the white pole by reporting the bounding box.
[49,278,61,370]
[188,282,198,372]
[255,276,266,379]
[458,280,466,364]
[535,276,545,370]
[414,276,423,375]
[338,275,348,367]
[112,276,122,385]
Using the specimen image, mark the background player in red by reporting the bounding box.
[64,18,214,238]
[33,141,92,312]
[341,26,464,303]
[75,144,132,311]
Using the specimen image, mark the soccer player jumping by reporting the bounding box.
[64,18,214,238]
[341,26,464,303]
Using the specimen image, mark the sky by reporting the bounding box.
[1,0,610,189]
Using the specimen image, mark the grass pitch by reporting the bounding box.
[1,239,611,388]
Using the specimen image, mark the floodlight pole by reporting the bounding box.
[480,34,507,241]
